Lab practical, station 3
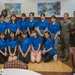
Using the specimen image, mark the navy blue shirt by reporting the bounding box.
[8,22,20,32]
[48,22,60,34]
[0,21,7,33]
[36,20,48,30]
[20,37,31,53]
[7,39,18,49]
[44,38,55,55]
[30,36,42,50]
[27,19,37,29]
[18,20,27,32]
[0,39,7,50]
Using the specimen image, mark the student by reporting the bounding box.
[60,13,73,61]
[8,14,20,35]
[7,31,18,62]
[42,31,55,62]
[0,32,8,64]
[48,15,60,61]
[0,15,8,34]
[19,31,31,64]
[36,13,48,37]
[27,12,37,35]
[18,13,27,33]
[1,10,10,22]
[30,30,42,63]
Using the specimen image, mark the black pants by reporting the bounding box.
[19,52,30,64]
[42,52,54,63]
[0,50,8,64]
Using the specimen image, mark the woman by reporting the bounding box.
[42,31,55,62]
[48,15,60,61]
[0,32,8,64]
[19,32,31,64]
[0,15,8,34]
[7,31,18,62]
[8,14,20,35]
[18,13,27,33]
[27,12,37,35]
[36,13,48,37]
[60,13,73,61]
[30,30,42,63]
[1,10,10,22]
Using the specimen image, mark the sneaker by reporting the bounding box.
[53,54,57,61]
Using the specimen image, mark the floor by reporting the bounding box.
[0,46,73,75]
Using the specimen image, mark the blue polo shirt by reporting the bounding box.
[44,38,55,55]
[27,19,37,29]
[8,22,20,32]
[7,39,18,49]
[30,36,42,50]
[20,37,31,53]
[0,39,7,50]
[0,21,7,33]
[48,22,60,34]
[36,20,48,30]
[18,20,27,32]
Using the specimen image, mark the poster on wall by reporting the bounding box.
[5,3,21,15]
[38,1,61,15]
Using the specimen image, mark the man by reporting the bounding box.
[70,11,75,47]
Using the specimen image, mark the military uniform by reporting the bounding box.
[60,20,73,59]
[70,18,75,47]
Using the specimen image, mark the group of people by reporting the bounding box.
[0,9,75,64]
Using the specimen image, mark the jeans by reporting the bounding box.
[51,33,59,55]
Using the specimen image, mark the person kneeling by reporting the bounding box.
[42,31,55,62]
[19,32,31,64]
[30,30,42,63]
[7,32,18,62]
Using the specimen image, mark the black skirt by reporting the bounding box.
[0,49,8,64]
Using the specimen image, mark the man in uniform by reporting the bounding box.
[70,11,75,47]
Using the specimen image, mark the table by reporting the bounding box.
[1,69,42,75]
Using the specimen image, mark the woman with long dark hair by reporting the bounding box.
[8,14,20,35]
[42,31,55,62]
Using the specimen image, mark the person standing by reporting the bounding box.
[1,10,10,22]
[48,15,60,61]
[36,13,48,37]
[60,13,73,62]
[70,11,75,47]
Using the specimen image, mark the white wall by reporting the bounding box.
[0,0,75,17]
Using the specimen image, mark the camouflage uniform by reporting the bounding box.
[60,20,73,58]
[70,18,75,47]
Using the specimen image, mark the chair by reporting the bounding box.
[4,60,28,69]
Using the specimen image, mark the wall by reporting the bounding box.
[0,0,75,17]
